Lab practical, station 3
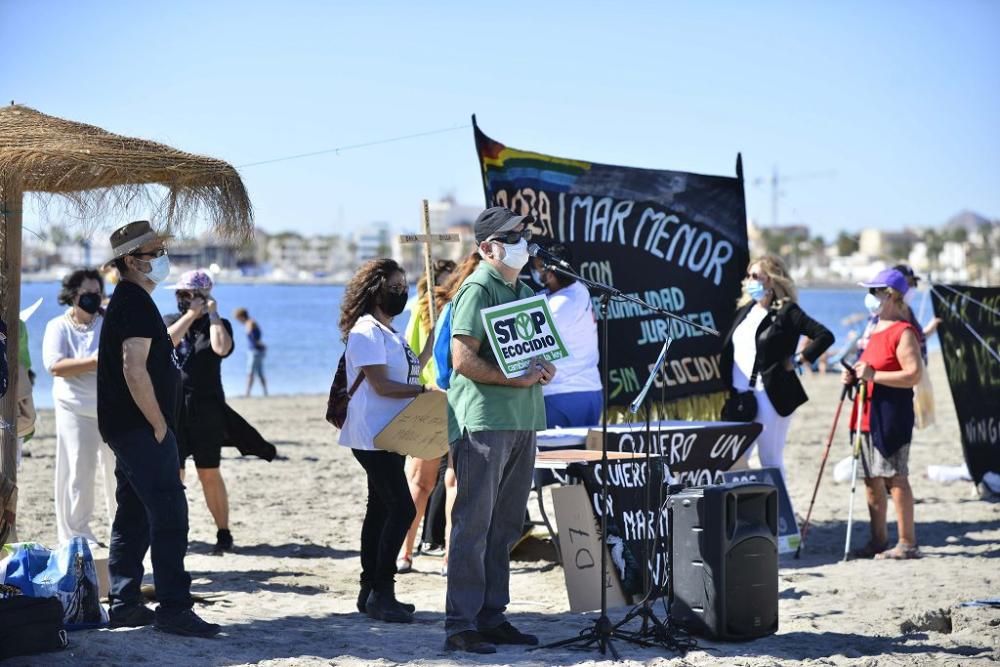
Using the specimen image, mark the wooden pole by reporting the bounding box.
[421,199,437,328]
[0,178,23,544]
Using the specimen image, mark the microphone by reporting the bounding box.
[527,243,574,271]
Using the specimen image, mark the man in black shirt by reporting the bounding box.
[97,221,220,638]
[163,269,235,555]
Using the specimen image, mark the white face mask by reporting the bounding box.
[497,238,529,271]
[143,254,171,284]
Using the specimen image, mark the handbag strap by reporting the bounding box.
[348,371,365,397]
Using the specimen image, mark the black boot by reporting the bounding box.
[358,582,414,614]
[365,583,413,623]
[211,529,233,556]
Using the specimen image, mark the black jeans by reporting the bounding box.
[351,448,416,592]
[106,427,192,613]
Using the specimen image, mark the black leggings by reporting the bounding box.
[351,448,416,592]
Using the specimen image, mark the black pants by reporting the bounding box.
[106,427,192,613]
[421,456,449,547]
[351,448,416,592]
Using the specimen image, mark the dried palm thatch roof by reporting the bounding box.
[0,104,253,239]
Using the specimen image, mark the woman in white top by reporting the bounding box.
[42,269,117,547]
[338,258,433,624]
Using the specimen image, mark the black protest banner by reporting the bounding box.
[474,119,749,407]
[586,421,760,486]
[930,285,1000,484]
[569,458,671,597]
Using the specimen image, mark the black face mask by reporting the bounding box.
[77,293,101,315]
[382,291,408,317]
[177,299,191,314]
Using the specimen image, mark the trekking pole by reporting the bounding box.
[795,375,853,558]
[843,378,867,561]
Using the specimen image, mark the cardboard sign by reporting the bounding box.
[722,467,800,553]
[551,484,629,613]
[480,295,569,378]
[373,391,448,460]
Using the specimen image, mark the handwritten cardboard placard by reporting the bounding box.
[480,295,569,378]
[374,391,448,460]
[551,484,629,613]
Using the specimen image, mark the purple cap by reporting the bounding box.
[164,269,214,291]
[859,268,909,295]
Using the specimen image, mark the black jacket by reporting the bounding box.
[721,301,834,417]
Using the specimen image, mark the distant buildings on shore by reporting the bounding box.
[20,202,999,286]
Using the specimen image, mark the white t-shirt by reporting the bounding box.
[42,311,102,417]
[338,314,421,451]
[540,281,602,396]
[731,304,769,392]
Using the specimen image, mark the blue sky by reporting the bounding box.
[3,0,998,240]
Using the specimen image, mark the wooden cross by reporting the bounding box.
[398,199,461,327]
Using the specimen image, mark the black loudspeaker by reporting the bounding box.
[669,482,779,640]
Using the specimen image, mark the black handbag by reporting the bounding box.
[0,595,69,660]
[721,356,760,423]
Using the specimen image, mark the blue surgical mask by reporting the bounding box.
[745,279,766,301]
[144,254,171,284]
[864,292,884,316]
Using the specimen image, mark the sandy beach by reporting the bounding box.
[7,353,999,666]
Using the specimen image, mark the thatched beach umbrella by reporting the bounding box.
[0,104,253,543]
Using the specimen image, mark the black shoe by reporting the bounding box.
[211,529,234,556]
[154,609,222,638]
[445,630,497,654]
[365,591,412,623]
[479,621,539,646]
[357,585,415,614]
[108,603,156,628]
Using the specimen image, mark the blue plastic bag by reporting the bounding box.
[33,538,108,627]
[1,542,52,596]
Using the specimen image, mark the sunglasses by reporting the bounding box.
[176,290,206,300]
[868,287,888,296]
[487,229,533,245]
[131,247,167,259]
[745,272,762,281]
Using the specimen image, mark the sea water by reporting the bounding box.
[18,282,938,410]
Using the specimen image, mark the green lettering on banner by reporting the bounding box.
[481,295,570,379]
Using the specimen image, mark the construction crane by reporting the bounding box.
[753,167,836,226]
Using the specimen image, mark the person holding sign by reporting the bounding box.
[721,255,833,482]
[530,243,602,427]
[445,207,555,654]
[842,268,923,561]
[337,258,435,623]
[398,258,455,574]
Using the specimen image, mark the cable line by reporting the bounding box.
[237,123,471,168]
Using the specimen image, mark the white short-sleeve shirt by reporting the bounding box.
[338,314,421,451]
[540,281,602,395]
[42,311,102,417]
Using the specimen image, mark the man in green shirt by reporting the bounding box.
[445,207,555,654]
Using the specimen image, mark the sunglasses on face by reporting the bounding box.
[746,272,762,281]
[868,287,888,296]
[131,247,167,259]
[487,229,533,245]
[176,290,205,300]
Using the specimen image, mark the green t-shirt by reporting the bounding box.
[447,262,546,443]
[18,320,30,370]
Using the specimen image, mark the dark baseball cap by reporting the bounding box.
[474,206,534,243]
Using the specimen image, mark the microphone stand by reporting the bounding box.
[536,262,718,658]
